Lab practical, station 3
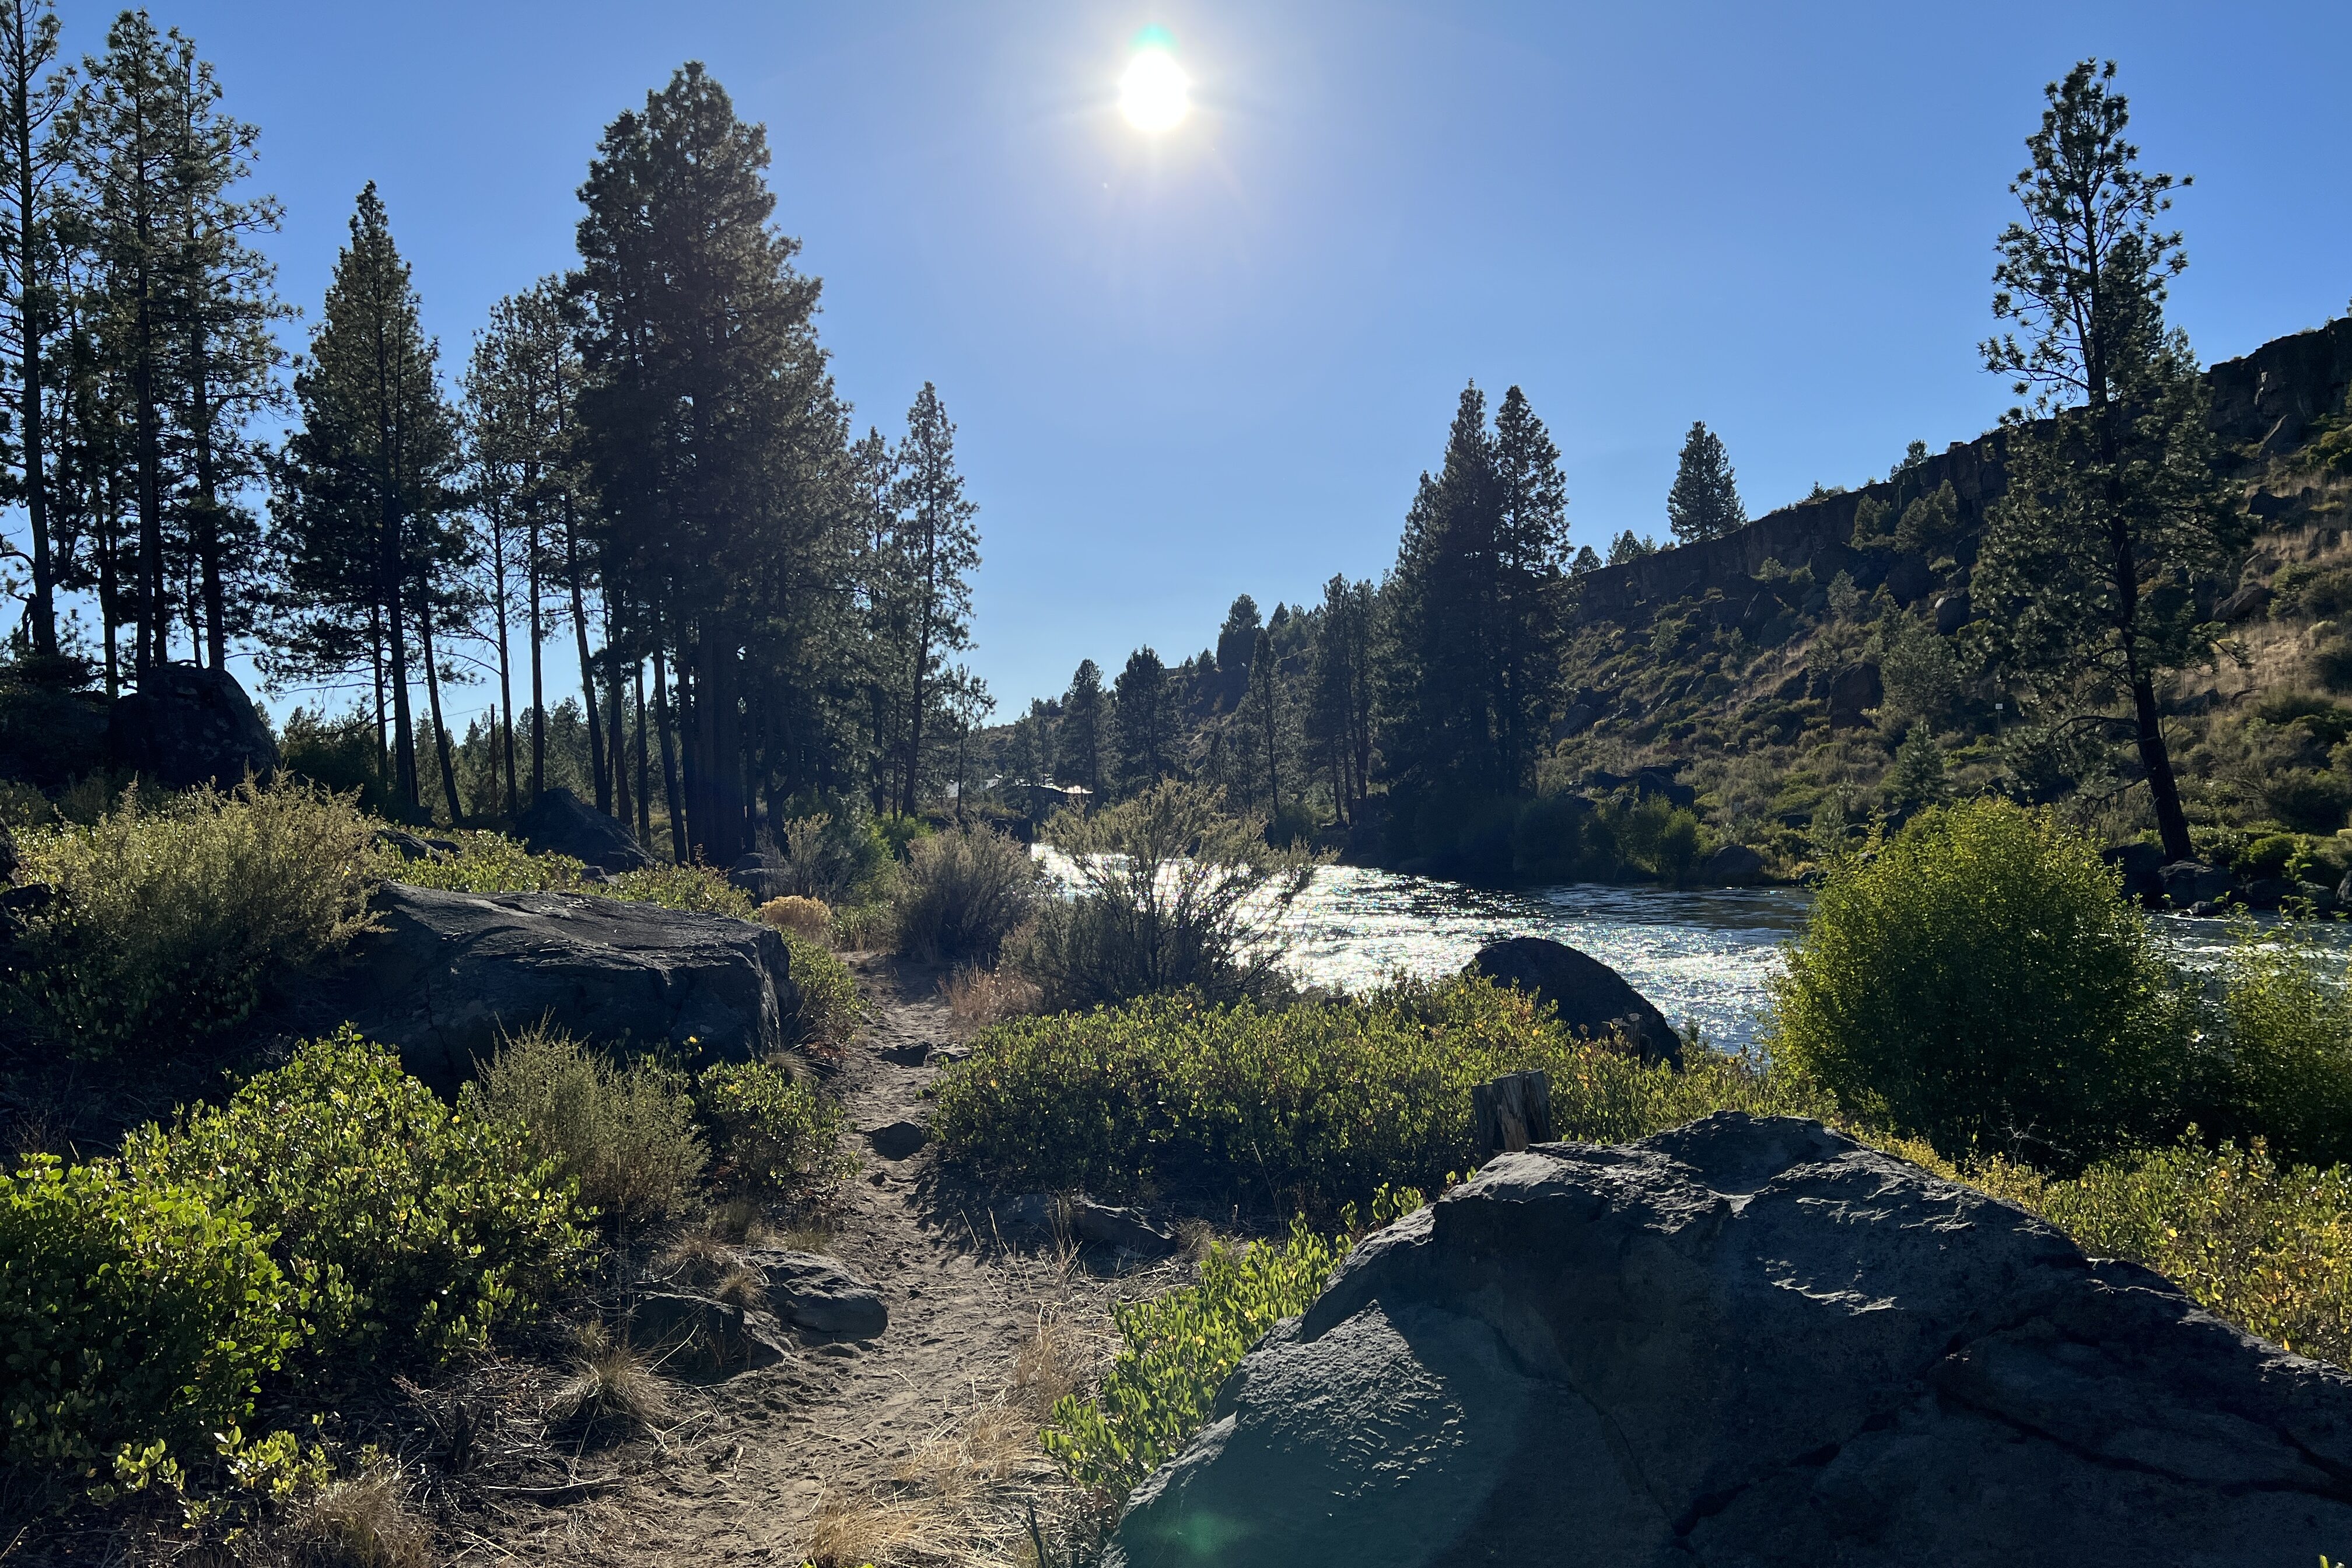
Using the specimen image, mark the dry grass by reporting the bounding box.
[549,1321,673,1437]
[657,1232,744,1287]
[774,1222,835,1254]
[939,965,1042,1030]
[287,1465,433,1568]
[713,1266,768,1312]
[800,1317,1100,1568]
[760,895,836,944]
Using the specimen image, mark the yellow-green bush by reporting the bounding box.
[782,929,860,1046]
[10,778,377,1058]
[1769,798,2186,1169]
[2214,921,2352,1168]
[1044,1185,1423,1503]
[377,829,751,916]
[123,1028,592,1368]
[694,1061,856,1191]
[605,860,754,916]
[1,1155,294,1482]
[759,894,834,943]
[460,1024,707,1228]
[931,975,1818,1210]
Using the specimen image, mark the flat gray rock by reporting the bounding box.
[1110,1112,2352,1568]
[629,1291,791,1381]
[312,883,799,1091]
[745,1248,888,1338]
[864,1119,929,1161]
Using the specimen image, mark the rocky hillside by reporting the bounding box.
[1551,316,2352,877]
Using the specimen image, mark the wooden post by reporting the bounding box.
[1472,1070,1555,1161]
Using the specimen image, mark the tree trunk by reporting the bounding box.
[634,662,652,843]
[12,21,50,660]
[653,639,686,862]
[419,593,463,827]
[1472,1070,1554,1161]
[605,589,632,830]
[565,499,607,813]
[383,494,418,813]
[694,630,743,863]
[527,514,545,802]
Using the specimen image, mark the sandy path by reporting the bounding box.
[478,956,1167,1567]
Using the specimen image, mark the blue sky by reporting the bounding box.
[40,1,2352,723]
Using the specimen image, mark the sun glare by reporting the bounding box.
[1119,36,1189,134]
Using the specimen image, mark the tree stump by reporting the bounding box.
[1472,1070,1554,1161]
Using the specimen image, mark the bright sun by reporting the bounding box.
[1119,38,1189,134]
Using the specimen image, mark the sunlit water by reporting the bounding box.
[1272,867,1811,1055]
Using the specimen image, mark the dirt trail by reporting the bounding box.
[477,956,1165,1567]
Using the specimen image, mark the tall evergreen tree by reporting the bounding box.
[1489,385,1569,789]
[573,62,847,862]
[1213,592,1259,710]
[268,183,460,815]
[1239,623,1289,817]
[1381,383,1500,796]
[1114,646,1178,794]
[1308,573,1374,824]
[0,0,69,660]
[1972,60,2235,863]
[1665,420,1745,543]
[878,382,979,818]
[1058,656,1107,797]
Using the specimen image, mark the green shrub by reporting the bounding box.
[694,1061,856,1191]
[1044,1185,1425,1503]
[1020,781,1314,1012]
[1,1155,295,1481]
[370,827,579,892]
[782,928,860,1046]
[279,706,391,817]
[2314,638,2352,695]
[1044,1216,1343,1500]
[2214,922,2352,1167]
[1768,799,2187,1169]
[10,778,378,1058]
[460,1024,706,1228]
[890,824,1040,965]
[931,977,1818,1210]
[776,810,898,904]
[122,1029,591,1368]
[606,860,753,915]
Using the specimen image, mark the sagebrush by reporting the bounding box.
[461,1023,706,1227]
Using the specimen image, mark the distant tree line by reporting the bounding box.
[0,6,986,863]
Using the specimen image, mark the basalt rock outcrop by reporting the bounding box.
[106,663,276,791]
[1466,936,1680,1066]
[1110,1112,2352,1568]
[307,883,797,1092]
[514,786,653,873]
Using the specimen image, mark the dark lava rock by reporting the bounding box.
[1934,590,1974,635]
[1108,1112,2352,1568]
[0,820,13,884]
[106,663,276,791]
[864,1119,930,1161]
[2217,581,2274,622]
[312,883,798,1093]
[1548,704,1594,741]
[2161,860,2235,909]
[1825,662,1882,728]
[877,1041,932,1066]
[629,1291,790,1381]
[372,827,438,862]
[726,853,793,902]
[2102,842,2167,905]
[513,786,653,873]
[1883,552,1933,606]
[1771,671,1810,704]
[2241,874,2297,911]
[1700,843,1766,886]
[1467,936,1679,1066]
[1072,1200,1176,1255]
[746,1249,888,1338]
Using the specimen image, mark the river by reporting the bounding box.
[1268,866,2347,1056]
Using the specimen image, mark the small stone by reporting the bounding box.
[745,1249,889,1338]
[864,1119,929,1161]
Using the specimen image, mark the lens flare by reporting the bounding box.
[1119,32,1189,134]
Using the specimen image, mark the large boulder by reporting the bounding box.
[2162,860,2235,909]
[106,663,276,790]
[1466,936,1679,1066]
[1825,661,1883,728]
[513,786,653,872]
[2102,841,2168,905]
[726,853,793,902]
[310,883,799,1092]
[744,1249,889,1338]
[1110,1113,2352,1567]
[1699,842,1766,886]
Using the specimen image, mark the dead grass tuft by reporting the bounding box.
[760,894,836,944]
[289,1465,432,1568]
[939,965,1042,1030]
[550,1321,673,1436]
[713,1265,768,1312]
[657,1232,743,1287]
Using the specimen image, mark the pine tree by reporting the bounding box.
[1058,657,1107,798]
[1213,593,1259,711]
[1307,574,1374,824]
[882,382,979,818]
[1972,60,2236,864]
[1114,646,1178,794]
[1489,385,1570,790]
[1665,420,1745,544]
[1606,529,1655,565]
[269,183,460,815]
[573,62,846,862]
[0,0,69,660]
[1381,383,1499,796]
[1238,624,1287,817]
